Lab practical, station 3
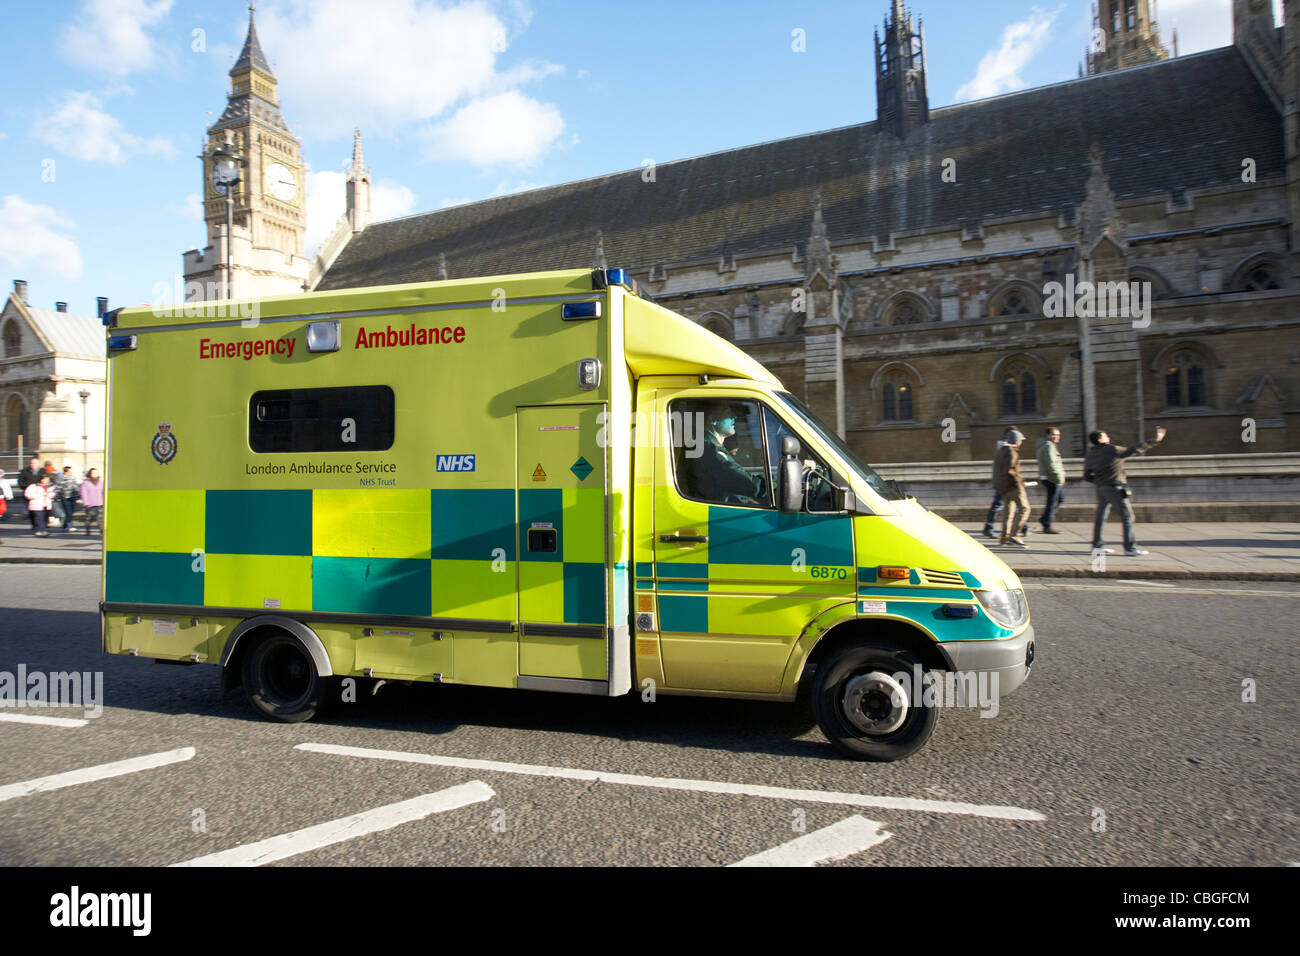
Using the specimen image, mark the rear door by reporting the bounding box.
[515,404,609,686]
[649,386,856,694]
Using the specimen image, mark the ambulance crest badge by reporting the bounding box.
[151,422,178,464]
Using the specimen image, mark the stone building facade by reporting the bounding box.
[306,0,1300,464]
[0,281,106,472]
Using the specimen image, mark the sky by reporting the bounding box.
[0,0,1277,316]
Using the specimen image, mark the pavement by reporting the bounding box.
[1,515,1296,580]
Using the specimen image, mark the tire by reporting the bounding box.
[241,630,330,723]
[811,642,938,761]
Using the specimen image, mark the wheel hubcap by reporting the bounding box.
[842,670,909,735]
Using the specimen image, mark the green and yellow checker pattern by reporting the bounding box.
[102,487,584,624]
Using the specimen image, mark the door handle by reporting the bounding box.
[660,533,708,543]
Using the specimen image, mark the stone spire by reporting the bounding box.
[1075,143,1125,255]
[875,0,929,138]
[346,127,371,233]
[210,4,291,137]
[232,4,272,77]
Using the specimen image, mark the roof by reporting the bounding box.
[23,306,104,358]
[232,10,273,78]
[318,46,1284,292]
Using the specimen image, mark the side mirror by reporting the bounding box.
[831,485,859,513]
[778,436,802,513]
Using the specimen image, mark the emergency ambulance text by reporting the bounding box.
[354,324,466,349]
[200,335,296,360]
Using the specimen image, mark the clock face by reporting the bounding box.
[264,161,297,202]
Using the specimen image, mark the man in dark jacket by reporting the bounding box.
[17,457,41,532]
[1085,426,1166,556]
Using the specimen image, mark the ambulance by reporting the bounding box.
[100,268,1034,760]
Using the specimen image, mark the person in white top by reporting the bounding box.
[24,474,54,537]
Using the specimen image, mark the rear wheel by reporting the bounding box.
[812,642,938,761]
[241,631,330,723]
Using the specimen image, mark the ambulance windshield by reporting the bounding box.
[774,391,906,501]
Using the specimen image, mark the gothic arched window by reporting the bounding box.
[882,293,933,326]
[881,371,915,422]
[910,37,923,71]
[2,321,19,358]
[1242,261,1283,291]
[1164,352,1208,407]
[3,394,27,453]
[1001,366,1038,417]
[906,78,919,102]
[989,284,1039,316]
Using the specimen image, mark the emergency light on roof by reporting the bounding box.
[306,321,342,353]
[562,301,601,320]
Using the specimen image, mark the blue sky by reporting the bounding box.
[0,0,1268,316]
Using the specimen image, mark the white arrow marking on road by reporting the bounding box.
[0,747,195,803]
[729,815,892,867]
[296,743,1045,821]
[0,712,89,728]
[170,781,495,867]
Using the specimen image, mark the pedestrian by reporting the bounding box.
[0,470,8,538]
[17,457,42,532]
[24,474,54,537]
[79,468,103,536]
[981,436,1008,538]
[55,465,79,532]
[992,428,1031,548]
[1085,425,1167,556]
[43,460,55,476]
[1036,426,1066,533]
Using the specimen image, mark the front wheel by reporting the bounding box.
[241,631,330,723]
[812,643,938,761]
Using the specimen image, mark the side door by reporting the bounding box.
[515,404,609,688]
[650,387,856,694]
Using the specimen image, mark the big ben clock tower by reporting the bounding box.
[182,6,310,300]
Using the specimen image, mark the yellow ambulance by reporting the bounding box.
[101,268,1033,760]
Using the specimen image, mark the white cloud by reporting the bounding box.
[60,0,173,75]
[170,193,203,220]
[955,8,1059,102]
[255,0,559,139]
[305,169,417,253]
[0,195,83,279]
[31,91,174,164]
[421,90,564,166]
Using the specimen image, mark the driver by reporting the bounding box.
[688,402,764,504]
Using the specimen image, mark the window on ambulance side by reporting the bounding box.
[249,385,395,453]
[670,398,771,508]
[761,407,842,512]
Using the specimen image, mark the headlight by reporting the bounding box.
[975,589,1028,629]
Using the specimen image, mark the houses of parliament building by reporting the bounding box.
[189,0,1300,463]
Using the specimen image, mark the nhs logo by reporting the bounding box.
[436,454,476,472]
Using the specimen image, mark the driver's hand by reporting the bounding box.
[802,460,816,471]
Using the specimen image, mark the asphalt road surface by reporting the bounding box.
[0,566,1296,866]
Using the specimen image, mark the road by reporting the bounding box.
[0,566,1296,866]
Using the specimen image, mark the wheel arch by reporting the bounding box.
[220,616,334,693]
[790,616,956,698]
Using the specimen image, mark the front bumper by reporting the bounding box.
[938,625,1035,697]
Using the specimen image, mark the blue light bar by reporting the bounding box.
[941,604,978,619]
[107,335,138,353]
[562,301,602,320]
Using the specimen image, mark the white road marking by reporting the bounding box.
[0,712,88,728]
[0,747,195,804]
[1114,579,1178,587]
[729,815,892,867]
[297,743,1045,821]
[170,780,494,867]
[1024,583,1300,597]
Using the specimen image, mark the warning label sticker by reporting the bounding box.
[859,600,887,614]
[532,464,547,481]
